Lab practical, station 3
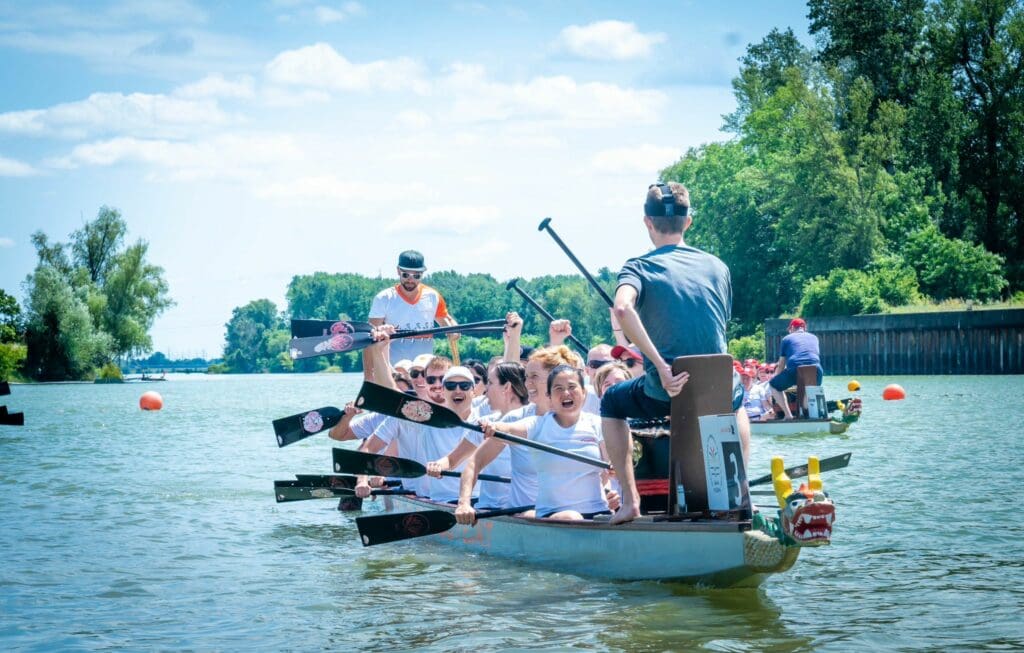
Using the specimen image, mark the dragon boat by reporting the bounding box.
[749,365,863,436]
[350,354,840,588]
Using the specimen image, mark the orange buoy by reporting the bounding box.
[847,379,861,392]
[140,391,163,411]
[882,384,906,401]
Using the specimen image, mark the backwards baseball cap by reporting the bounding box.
[410,354,434,369]
[393,359,413,372]
[611,344,642,361]
[789,318,807,330]
[397,250,426,271]
[442,366,473,382]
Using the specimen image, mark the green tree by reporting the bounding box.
[223,299,287,373]
[902,224,1007,300]
[0,289,22,343]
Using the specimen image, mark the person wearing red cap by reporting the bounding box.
[768,318,822,419]
[600,181,746,525]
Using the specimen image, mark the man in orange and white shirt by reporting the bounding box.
[369,250,456,363]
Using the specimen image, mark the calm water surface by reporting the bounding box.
[1,373,1022,651]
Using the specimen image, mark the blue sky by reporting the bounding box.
[0,1,813,358]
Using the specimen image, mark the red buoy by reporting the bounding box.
[882,384,906,401]
[140,391,163,411]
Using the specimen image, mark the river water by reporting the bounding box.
[1,373,1022,651]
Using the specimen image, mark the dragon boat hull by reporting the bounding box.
[749,418,850,436]
[380,495,800,587]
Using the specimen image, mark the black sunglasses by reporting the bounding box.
[622,358,641,369]
[587,359,612,370]
[444,380,474,391]
[400,271,422,280]
[425,375,444,385]
[409,369,424,378]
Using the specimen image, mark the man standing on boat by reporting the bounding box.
[600,182,748,525]
[768,318,822,420]
[369,250,457,364]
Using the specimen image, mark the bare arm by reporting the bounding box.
[327,402,361,441]
[426,437,478,478]
[502,311,522,363]
[455,435,507,525]
[612,284,688,397]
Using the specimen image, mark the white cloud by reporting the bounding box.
[590,144,681,174]
[0,237,14,248]
[49,134,303,181]
[557,20,666,61]
[384,205,500,235]
[444,63,665,125]
[265,42,429,94]
[174,74,255,99]
[0,92,229,139]
[395,109,432,128]
[314,3,364,24]
[0,154,39,177]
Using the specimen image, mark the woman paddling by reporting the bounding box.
[459,365,618,524]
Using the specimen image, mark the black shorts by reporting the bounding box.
[600,373,744,418]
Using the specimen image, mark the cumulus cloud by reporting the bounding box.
[384,205,500,235]
[174,73,255,99]
[255,176,432,207]
[314,2,364,24]
[443,63,665,125]
[0,154,39,177]
[556,20,665,61]
[590,144,681,174]
[0,92,229,139]
[49,134,303,181]
[265,42,429,94]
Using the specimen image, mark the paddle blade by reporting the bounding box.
[290,319,375,338]
[288,332,376,360]
[0,410,23,426]
[332,448,427,479]
[0,381,9,396]
[356,510,457,546]
[355,382,464,430]
[274,482,353,503]
[748,452,852,487]
[293,474,402,489]
[273,406,343,447]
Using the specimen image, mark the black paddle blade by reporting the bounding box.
[355,382,463,430]
[273,406,343,447]
[290,319,375,339]
[274,482,355,503]
[0,410,23,426]
[748,452,852,487]
[0,381,9,396]
[288,332,376,360]
[293,474,401,489]
[332,448,427,479]
[356,510,457,545]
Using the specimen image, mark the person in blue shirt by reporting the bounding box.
[768,318,822,419]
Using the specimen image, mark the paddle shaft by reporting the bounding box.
[747,452,852,487]
[505,278,588,354]
[289,319,505,360]
[467,422,611,470]
[331,447,511,483]
[538,218,614,307]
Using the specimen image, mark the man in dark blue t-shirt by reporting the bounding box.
[600,181,747,524]
[768,318,823,419]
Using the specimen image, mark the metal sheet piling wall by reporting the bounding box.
[764,309,1024,375]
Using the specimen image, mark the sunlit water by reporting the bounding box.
[1,373,1022,651]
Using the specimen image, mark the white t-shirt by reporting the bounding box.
[518,411,608,517]
[417,423,481,503]
[582,387,601,415]
[368,284,450,363]
[374,417,425,497]
[470,410,512,509]
[349,411,388,440]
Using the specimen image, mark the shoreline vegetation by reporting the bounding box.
[3,1,1022,382]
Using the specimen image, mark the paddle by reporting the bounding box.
[332,448,511,483]
[292,474,401,488]
[505,278,588,354]
[0,380,9,396]
[356,506,533,546]
[355,381,612,470]
[288,319,506,360]
[747,452,852,488]
[538,218,614,307]
[290,318,376,339]
[274,480,413,503]
[273,406,344,447]
[0,406,23,426]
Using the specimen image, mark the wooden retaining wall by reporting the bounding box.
[764,309,1024,375]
